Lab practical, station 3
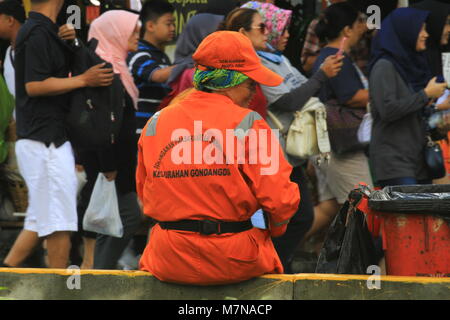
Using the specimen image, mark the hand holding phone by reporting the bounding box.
[436,75,450,89]
[425,77,447,99]
[321,55,344,78]
[337,36,348,56]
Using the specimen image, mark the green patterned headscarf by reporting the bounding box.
[193,67,249,91]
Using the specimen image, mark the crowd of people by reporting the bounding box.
[0,0,449,285]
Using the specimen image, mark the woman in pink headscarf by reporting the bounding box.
[88,10,140,107]
[75,10,143,270]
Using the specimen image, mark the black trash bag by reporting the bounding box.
[336,207,379,274]
[369,184,450,222]
[315,201,348,273]
[316,189,379,274]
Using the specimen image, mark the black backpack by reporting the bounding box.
[66,38,124,150]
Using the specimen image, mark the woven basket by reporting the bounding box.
[7,179,28,213]
[1,135,28,213]
[5,120,17,142]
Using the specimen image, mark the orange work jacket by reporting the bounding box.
[136,90,300,285]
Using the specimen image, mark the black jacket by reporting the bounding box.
[77,91,138,195]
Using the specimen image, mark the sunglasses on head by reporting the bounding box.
[250,22,267,34]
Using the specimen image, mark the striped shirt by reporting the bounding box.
[127,40,172,134]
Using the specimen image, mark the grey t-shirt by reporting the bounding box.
[260,54,309,105]
[369,59,430,182]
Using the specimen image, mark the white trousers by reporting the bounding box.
[16,139,78,237]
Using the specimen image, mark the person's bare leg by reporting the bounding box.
[299,199,341,255]
[46,231,71,269]
[304,199,340,240]
[80,237,96,269]
[42,240,49,267]
[3,230,40,267]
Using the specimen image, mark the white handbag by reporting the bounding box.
[268,97,331,163]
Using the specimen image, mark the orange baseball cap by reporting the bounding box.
[192,31,283,87]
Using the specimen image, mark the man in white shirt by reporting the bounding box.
[0,0,26,98]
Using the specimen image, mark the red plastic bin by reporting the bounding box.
[381,213,450,277]
[356,193,382,238]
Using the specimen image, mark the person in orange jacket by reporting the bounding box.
[136,31,300,285]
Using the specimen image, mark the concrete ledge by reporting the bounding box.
[0,268,449,300]
[292,274,450,300]
[0,269,293,300]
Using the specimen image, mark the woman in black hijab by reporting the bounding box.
[412,0,450,77]
[369,8,448,187]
